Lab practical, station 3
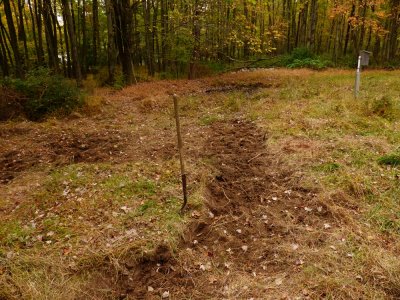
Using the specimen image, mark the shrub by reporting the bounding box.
[290,47,314,61]
[287,58,329,70]
[253,48,332,70]
[4,68,82,121]
[284,48,331,70]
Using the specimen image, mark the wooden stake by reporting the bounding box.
[173,94,188,213]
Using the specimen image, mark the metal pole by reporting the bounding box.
[355,55,361,98]
[173,94,188,213]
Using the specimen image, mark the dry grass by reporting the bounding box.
[1,68,400,299]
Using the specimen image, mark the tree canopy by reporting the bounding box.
[0,0,399,83]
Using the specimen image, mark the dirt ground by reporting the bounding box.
[118,119,335,299]
[1,69,400,299]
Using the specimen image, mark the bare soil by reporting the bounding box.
[93,119,335,299]
[0,128,131,183]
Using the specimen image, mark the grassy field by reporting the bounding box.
[1,68,400,299]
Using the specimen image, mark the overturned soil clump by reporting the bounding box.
[98,119,335,299]
[0,129,130,184]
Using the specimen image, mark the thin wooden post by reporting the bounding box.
[173,94,188,213]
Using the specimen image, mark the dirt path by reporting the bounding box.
[114,119,332,299]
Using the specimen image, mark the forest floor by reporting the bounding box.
[1,68,400,299]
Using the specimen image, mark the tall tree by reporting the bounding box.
[43,0,59,70]
[112,0,134,84]
[61,0,82,85]
[3,0,24,77]
[92,0,100,66]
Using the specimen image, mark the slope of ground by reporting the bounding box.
[1,69,400,299]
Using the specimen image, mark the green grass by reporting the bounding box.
[312,162,341,173]
[0,221,34,247]
[378,154,400,166]
[199,114,220,126]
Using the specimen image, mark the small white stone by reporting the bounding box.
[161,291,170,298]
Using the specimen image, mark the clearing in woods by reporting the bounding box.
[1,69,400,299]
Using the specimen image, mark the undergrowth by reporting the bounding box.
[2,68,83,121]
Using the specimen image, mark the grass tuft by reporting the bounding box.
[378,154,400,166]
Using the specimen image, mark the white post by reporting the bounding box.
[355,55,361,98]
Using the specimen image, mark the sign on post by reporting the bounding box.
[360,50,371,66]
[355,50,372,98]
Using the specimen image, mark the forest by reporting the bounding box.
[1,0,400,85]
[2,1,400,299]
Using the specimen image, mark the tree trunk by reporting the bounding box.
[308,0,318,50]
[43,0,59,71]
[35,0,45,64]
[189,0,200,79]
[160,0,167,72]
[92,0,100,66]
[388,0,400,59]
[0,27,10,76]
[152,0,160,72]
[61,0,82,85]
[0,19,14,66]
[27,0,40,64]
[3,0,24,77]
[63,13,72,77]
[112,0,134,84]
[105,0,116,83]
[17,0,29,67]
[142,0,155,76]
[80,0,87,76]
[343,3,355,55]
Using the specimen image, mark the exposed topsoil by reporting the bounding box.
[96,119,336,299]
[0,128,131,184]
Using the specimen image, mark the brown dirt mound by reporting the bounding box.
[45,130,129,164]
[93,119,335,299]
[0,149,42,184]
[0,129,130,184]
